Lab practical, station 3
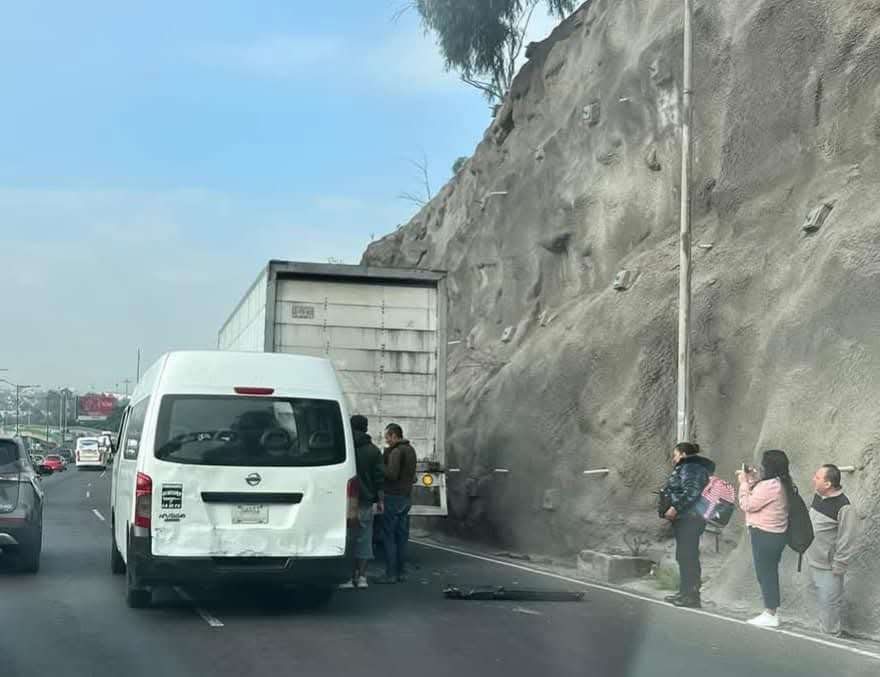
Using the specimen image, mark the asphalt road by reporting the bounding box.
[1,470,877,677]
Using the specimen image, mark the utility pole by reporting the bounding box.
[61,389,67,440]
[46,392,50,442]
[122,379,132,397]
[677,0,695,443]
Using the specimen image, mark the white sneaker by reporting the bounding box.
[357,576,369,589]
[339,580,356,590]
[747,611,780,628]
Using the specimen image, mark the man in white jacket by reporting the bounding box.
[806,464,860,636]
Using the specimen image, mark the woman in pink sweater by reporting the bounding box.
[736,449,792,629]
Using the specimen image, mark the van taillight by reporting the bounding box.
[346,477,359,528]
[134,472,153,529]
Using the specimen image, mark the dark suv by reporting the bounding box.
[0,437,44,573]
[56,448,74,465]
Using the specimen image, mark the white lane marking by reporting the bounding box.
[86,491,91,498]
[174,586,224,628]
[512,607,543,616]
[91,509,106,522]
[413,540,880,662]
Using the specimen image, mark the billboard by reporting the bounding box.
[77,393,118,421]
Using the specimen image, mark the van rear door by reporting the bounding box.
[148,392,352,559]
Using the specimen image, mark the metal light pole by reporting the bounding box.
[677,0,695,443]
[1,379,40,437]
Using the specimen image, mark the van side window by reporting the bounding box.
[123,398,150,460]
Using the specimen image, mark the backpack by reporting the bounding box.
[695,475,736,527]
[785,484,814,572]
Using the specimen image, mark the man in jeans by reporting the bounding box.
[806,464,860,635]
[342,415,384,589]
[376,423,417,584]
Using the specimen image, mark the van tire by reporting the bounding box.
[298,586,335,609]
[111,529,126,575]
[125,538,150,608]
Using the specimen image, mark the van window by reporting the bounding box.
[123,398,150,460]
[154,395,346,467]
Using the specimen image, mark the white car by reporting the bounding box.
[109,350,358,608]
[75,437,106,470]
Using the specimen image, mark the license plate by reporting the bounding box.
[231,504,268,524]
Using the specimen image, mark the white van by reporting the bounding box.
[76,437,106,470]
[109,351,359,608]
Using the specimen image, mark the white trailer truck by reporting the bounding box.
[218,260,448,516]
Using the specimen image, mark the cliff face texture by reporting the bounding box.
[363,0,880,635]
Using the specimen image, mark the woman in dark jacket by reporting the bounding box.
[660,442,715,608]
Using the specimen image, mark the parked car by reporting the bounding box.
[56,448,74,465]
[42,455,66,473]
[0,437,44,572]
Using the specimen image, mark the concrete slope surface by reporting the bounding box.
[362,0,880,636]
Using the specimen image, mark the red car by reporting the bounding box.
[42,455,66,472]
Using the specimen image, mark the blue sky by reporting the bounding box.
[0,1,561,393]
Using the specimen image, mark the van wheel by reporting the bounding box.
[297,586,335,609]
[111,529,126,575]
[125,548,150,608]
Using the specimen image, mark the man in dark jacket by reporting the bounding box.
[347,415,384,589]
[376,423,417,584]
[660,442,715,608]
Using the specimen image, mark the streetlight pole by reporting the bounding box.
[1,379,40,437]
[677,0,695,443]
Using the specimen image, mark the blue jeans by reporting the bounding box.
[750,527,787,609]
[382,495,411,579]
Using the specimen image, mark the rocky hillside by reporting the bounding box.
[363,0,880,635]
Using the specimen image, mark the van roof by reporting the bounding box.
[135,350,344,400]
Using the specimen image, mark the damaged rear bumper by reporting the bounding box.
[129,531,353,586]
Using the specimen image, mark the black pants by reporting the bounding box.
[749,527,787,610]
[673,514,706,596]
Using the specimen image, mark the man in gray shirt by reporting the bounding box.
[806,464,860,636]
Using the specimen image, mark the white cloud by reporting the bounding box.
[192,35,343,79]
[192,27,461,94]
[362,30,461,92]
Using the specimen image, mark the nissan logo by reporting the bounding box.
[245,473,262,487]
